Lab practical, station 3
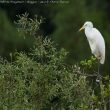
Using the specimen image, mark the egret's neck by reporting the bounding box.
[85,26,92,32]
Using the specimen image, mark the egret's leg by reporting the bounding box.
[98,60,100,75]
[96,59,100,82]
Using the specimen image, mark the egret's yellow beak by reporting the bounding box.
[79,26,84,32]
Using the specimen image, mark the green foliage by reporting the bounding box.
[0,14,109,110]
[15,13,43,38]
[0,38,92,110]
[0,10,35,58]
[80,56,96,68]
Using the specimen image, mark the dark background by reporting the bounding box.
[0,0,110,73]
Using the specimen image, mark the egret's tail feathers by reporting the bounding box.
[100,57,105,64]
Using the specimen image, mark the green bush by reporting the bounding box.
[0,14,109,110]
[0,10,35,59]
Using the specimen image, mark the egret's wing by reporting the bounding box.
[87,39,96,54]
[92,28,105,64]
[85,27,105,64]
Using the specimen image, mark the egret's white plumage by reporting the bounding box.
[79,21,105,64]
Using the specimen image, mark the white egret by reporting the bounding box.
[79,21,105,74]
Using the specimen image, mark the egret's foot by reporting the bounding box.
[96,74,101,82]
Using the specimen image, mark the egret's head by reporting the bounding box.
[79,21,93,31]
